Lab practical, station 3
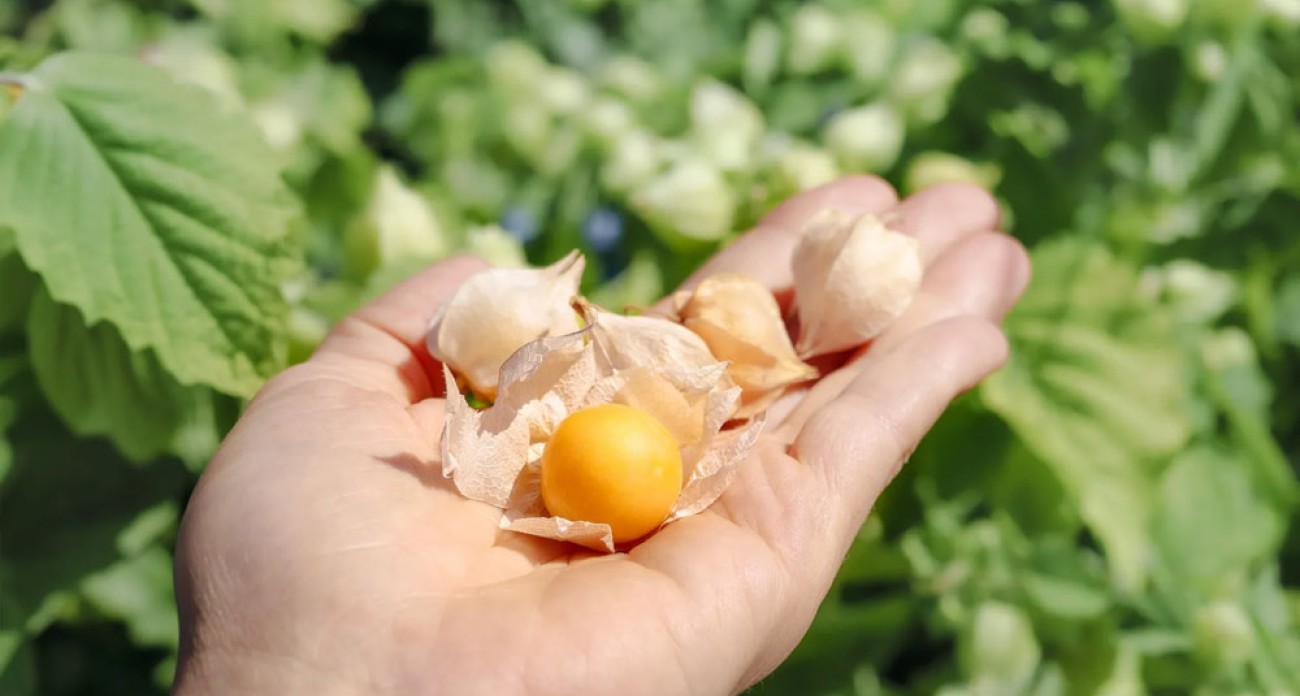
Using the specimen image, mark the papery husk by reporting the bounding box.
[501,460,615,552]
[672,273,816,418]
[670,415,765,519]
[442,325,596,509]
[440,305,758,552]
[486,328,600,443]
[427,250,585,399]
[791,209,922,358]
[583,304,723,381]
[504,513,615,552]
[581,366,724,448]
[441,365,533,510]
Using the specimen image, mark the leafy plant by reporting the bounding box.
[1,0,1298,694]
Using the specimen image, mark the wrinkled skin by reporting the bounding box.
[173,177,1030,696]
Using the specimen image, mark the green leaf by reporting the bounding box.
[428,0,506,54]
[1021,537,1112,622]
[988,444,1077,536]
[0,606,34,696]
[0,351,22,486]
[1277,272,1300,349]
[0,52,301,398]
[0,413,190,632]
[1198,328,1294,502]
[768,592,916,696]
[960,601,1040,693]
[26,288,201,463]
[0,252,35,334]
[1151,446,1285,603]
[81,546,177,650]
[1022,572,1111,621]
[50,0,148,54]
[191,0,361,45]
[1242,567,1300,691]
[983,238,1192,592]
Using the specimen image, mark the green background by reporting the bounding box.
[2,0,1299,694]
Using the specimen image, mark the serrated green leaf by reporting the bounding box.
[0,52,301,398]
[27,288,194,463]
[983,238,1192,592]
[23,281,227,470]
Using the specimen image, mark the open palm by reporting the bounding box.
[173,177,1029,696]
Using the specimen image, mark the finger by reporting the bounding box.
[792,316,1009,547]
[623,315,1011,686]
[885,182,1003,264]
[770,232,1029,433]
[311,255,491,403]
[756,175,898,233]
[880,232,1031,338]
[662,176,898,302]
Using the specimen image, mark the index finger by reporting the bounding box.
[667,175,899,298]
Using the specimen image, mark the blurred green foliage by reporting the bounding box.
[2,0,1300,693]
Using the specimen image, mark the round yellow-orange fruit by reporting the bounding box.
[540,404,683,543]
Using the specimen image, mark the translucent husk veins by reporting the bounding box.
[791,209,922,357]
[440,306,760,551]
[432,208,920,551]
[671,273,817,418]
[427,250,585,399]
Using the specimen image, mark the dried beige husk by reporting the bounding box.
[440,306,759,552]
[791,209,922,358]
[427,251,584,399]
[435,206,924,550]
[671,273,817,418]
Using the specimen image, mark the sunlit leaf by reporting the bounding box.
[0,52,301,398]
[25,288,215,463]
[983,238,1193,592]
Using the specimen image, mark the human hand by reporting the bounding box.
[172,177,1030,696]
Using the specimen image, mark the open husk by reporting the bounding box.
[671,273,816,418]
[440,306,762,552]
[434,205,924,551]
[791,209,922,358]
[427,250,584,398]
